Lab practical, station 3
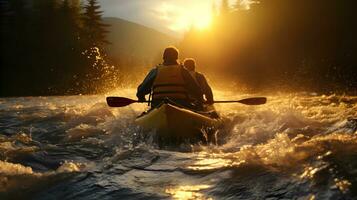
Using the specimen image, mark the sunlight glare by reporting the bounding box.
[156,1,213,32]
[165,184,212,200]
[240,0,257,10]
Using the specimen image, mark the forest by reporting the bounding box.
[1,0,356,96]
[180,0,357,92]
[1,0,118,96]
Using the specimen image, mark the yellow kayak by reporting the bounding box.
[135,103,222,141]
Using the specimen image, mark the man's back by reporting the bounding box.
[136,64,203,108]
[191,71,214,104]
[152,64,195,102]
[136,47,205,109]
[183,58,214,104]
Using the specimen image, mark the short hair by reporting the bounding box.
[163,46,179,62]
[183,58,196,71]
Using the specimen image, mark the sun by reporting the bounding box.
[170,11,212,31]
[192,10,212,30]
[156,2,213,33]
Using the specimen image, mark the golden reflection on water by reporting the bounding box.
[165,184,212,200]
[188,155,231,170]
[334,178,351,193]
[187,152,246,171]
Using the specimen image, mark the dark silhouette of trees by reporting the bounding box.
[1,0,34,95]
[79,0,114,93]
[2,0,356,95]
[180,0,357,93]
[0,0,113,96]
[82,0,109,48]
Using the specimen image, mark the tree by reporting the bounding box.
[82,0,109,48]
[78,0,120,94]
[0,0,120,96]
[180,0,357,92]
[1,0,31,95]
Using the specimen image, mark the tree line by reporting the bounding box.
[2,0,356,96]
[1,0,119,96]
[180,0,357,93]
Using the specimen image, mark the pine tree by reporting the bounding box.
[56,0,84,88]
[82,0,108,48]
[78,0,119,94]
[1,0,31,95]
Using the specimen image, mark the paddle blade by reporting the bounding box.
[106,97,137,107]
[238,97,267,105]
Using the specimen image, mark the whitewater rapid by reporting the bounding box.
[1,90,357,199]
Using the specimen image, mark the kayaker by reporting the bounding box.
[136,46,204,109]
[183,58,214,105]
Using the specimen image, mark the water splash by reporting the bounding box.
[0,91,356,199]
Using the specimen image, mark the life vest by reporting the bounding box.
[152,65,191,101]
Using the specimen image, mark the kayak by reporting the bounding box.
[135,103,222,142]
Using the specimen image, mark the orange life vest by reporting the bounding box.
[152,65,191,101]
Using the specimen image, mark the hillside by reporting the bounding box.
[103,17,178,65]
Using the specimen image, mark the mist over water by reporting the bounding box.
[1,89,357,199]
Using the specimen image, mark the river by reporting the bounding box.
[1,89,357,199]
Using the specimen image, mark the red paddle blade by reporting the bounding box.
[106,97,137,107]
[238,97,267,105]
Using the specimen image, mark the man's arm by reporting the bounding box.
[197,73,214,104]
[136,68,157,101]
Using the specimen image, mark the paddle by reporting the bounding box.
[213,97,267,105]
[106,97,267,107]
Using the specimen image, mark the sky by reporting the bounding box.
[98,0,239,37]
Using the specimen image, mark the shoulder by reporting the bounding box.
[196,71,204,76]
[153,64,162,70]
[180,69,188,77]
[145,67,158,78]
[148,68,157,74]
[179,65,190,73]
[195,72,206,79]
[180,65,188,71]
[152,64,163,71]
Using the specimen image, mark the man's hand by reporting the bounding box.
[138,97,146,102]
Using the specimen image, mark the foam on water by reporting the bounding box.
[0,90,356,199]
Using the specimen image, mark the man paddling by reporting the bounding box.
[183,58,214,105]
[136,47,204,109]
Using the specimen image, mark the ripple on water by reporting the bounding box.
[0,93,357,199]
